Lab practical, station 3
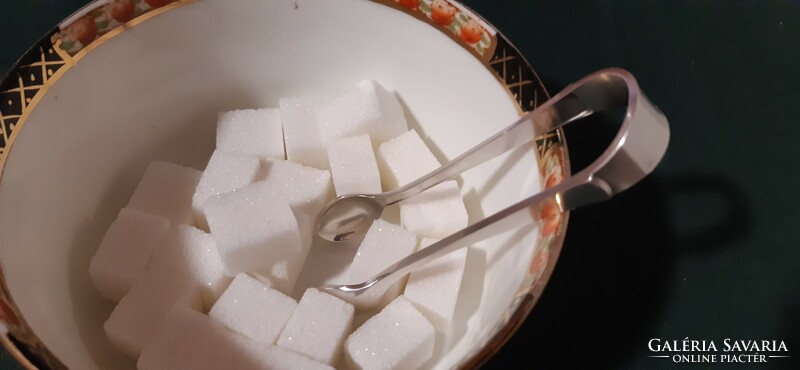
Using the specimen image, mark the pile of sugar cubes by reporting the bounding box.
[89,80,471,369]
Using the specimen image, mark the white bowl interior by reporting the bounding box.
[0,0,542,368]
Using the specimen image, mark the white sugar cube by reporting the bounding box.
[89,208,169,302]
[252,208,313,294]
[204,182,304,285]
[277,288,355,365]
[104,263,202,358]
[345,296,435,370]
[150,225,230,309]
[261,158,333,219]
[404,238,468,331]
[138,307,218,370]
[377,129,441,190]
[345,219,417,305]
[209,273,298,345]
[294,209,313,252]
[281,95,329,169]
[327,134,382,196]
[319,80,408,146]
[139,307,333,370]
[192,150,260,230]
[216,108,285,160]
[261,346,334,370]
[400,181,468,238]
[127,161,202,225]
[138,307,238,370]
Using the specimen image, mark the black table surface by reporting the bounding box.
[1,1,798,369]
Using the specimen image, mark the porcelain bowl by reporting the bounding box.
[0,0,568,368]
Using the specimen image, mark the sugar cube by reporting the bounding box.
[344,296,435,370]
[294,209,313,252]
[206,182,311,294]
[251,207,313,294]
[104,263,202,358]
[319,80,408,146]
[400,181,468,238]
[281,95,329,170]
[139,307,334,370]
[216,108,285,160]
[327,134,382,196]
[192,150,260,230]
[150,225,230,309]
[404,238,468,331]
[377,129,441,190]
[127,161,202,225]
[209,273,297,345]
[277,288,355,365]
[204,181,304,284]
[260,346,335,370]
[138,307,212,370]
[261,158,333,219]
[345,219,417,305]
[89,208,169,302]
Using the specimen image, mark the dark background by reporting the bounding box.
[1,0,798,369]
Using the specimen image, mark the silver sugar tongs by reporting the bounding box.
[316,68,670,308]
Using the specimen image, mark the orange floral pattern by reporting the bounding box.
[58,0,178,55]
[385,0,496,58]
[528,139,567,278]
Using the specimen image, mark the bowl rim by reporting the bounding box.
[0,1,571,368]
